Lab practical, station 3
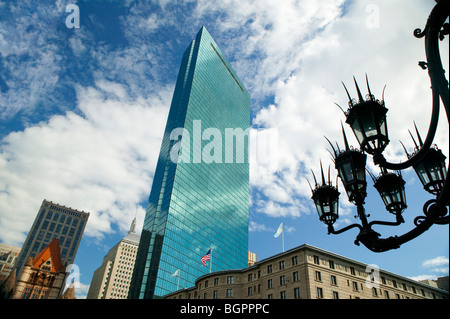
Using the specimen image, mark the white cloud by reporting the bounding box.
[0,0,448,248]
[194,0,449,220]
[408,274,436,282]
[0,2,65,119]
[75,282,90,299]
[249,220,295,234]
[249,221,272,232]
[0,81,171,246]
[422,256,449,268]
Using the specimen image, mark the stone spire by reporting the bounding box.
[129,217,137,234]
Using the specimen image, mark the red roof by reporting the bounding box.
[32,238,64,273]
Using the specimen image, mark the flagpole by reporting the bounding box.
[177,272,180,291]
[282,225,285,252]
[209,247,213,273]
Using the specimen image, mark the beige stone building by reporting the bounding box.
[165,244,449,300]
[0,243,21,283]
[87,218,140,299]
[11,239,67,299]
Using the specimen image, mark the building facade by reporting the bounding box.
[14,199,90,278]
[11,239,67,299]
[165,244,449,300]
[0,243,21,283]
[87,218,140,299]
[129,26,250,299]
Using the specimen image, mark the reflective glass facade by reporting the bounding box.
[129,27,250,299]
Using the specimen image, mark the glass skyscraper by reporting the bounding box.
[129,26,250,299]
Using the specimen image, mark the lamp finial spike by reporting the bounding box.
[341,121,350,151]
[324,136,337,158]
[311,170,318,187]
[399,140,410,157]
[342,81,353,105]
[413,122,423,147]
[365,73,374,100]
[320,161,326,186]
[408,129,419,149]
[353,76,364,102]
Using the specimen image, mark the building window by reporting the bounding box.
[227,276,234,284]
[315,271,321,282]
[280,275,286,286]
[350,267,356,275]
[226,289,233,298]
[352,281,359,291]
[268,294,273,299]
[402,283,407,291]
[392,280,398,288]
[279,260,285,270]
[267,265,272,274]
[214,278,219,286]
[248,273,252,282]
[333,291,339,299]
[317,287,324,299]
[248,286,252,296]
[280,291,286,299]
[292,256,298,266]
[212,290,218,299]
[294,287,301,299]
[372,287,378,297]
[329,260,335,269]
[331,275,338,286]
[313,255,320,265]
[384,290,390,299]
[267,279,273,289]
[293,271,299,282]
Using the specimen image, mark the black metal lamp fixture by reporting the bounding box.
[310,0,449,253]
[326,125,367,204]
[414,147,447,194]
[343,76,389,156]
[310,163,340,228]
[403,126,448,195]
[371,170,407,216]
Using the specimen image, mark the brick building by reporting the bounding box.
[164,244,448,300]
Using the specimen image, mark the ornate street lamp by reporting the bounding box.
[403,126,447,195]
[326,125,367,204]
[310,163,340,228]
[371,170,407,216]
[342,76,389,155]
[310,0,449,253]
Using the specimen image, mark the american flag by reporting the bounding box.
[201,249,211,266]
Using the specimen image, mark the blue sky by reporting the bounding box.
[0,0,448,298]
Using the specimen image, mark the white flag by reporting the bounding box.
[172,269,180,277]
[274,222,283,238]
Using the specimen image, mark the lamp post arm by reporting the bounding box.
[327,223,362,235]
[357,200,447,253]
[368,214,404,228]
[360,215,435,253]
